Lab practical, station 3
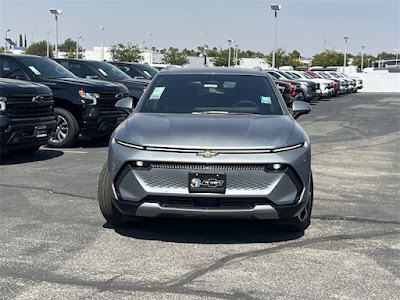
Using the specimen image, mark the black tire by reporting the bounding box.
[98,162,125,227]
[301,91,309,102]
[9,146,40,154]
[275,173,314,232]
[47,107,79,148]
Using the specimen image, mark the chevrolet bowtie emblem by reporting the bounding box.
[32,95,44,103]
[197,150,218,158]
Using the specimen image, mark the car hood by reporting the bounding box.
[0,79,52,96]
[38,77,128,93]
[120,113,294,149]
[310,78,332,85]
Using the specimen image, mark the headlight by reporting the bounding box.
[115,138,145,150]
[0,96,6,111]
[79,90,100,105]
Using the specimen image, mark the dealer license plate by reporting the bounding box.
[188,172,226,194]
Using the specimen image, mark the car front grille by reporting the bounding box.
[97,93,128,111]
[6,95,54,119]
[150,163,266,171]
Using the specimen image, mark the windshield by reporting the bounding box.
[288,72,301,79]
[329,72,341,78]
[138,74,283,115]
[301,72,315,79]
[89,61,132,80]
[17,56,76,79]
[317,72,330,78]
[278,71,296,80]
[138,64,158,79]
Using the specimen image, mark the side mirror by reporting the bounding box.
[292,101,311,119]
[12,74,27,80]
[115,97,134,115]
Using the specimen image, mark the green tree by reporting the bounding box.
[25,40,54,58]
[162,48,189,65]
[352,53,376,68]
[58,38,77,52]
[311,50,345,67]
[265,48,302,68]
[211,49,240,67]
[19,34,23,47]
[376,52,396,60]
[110,43,142,62]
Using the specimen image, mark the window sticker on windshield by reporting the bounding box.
[149,87,166,100]
[29,66,41,75]
[260,96,271,104]
[98,68,108,76]
[204,83,218,88]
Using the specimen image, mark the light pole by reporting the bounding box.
[227,39,234,67]
[394,49,400,67]
[203,32,208,66]
[95,25,105,61]
[361,44,365,70]
[5,29,10,53]
[50,9,63,58]
[76,36,83,59]
[147,32,152,64]
[235,44,239,66]
[31,31,38,45]
[271,4,282,69]
[46,30,53,57]
[343,35,349,68]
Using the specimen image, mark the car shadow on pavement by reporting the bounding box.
[0,149,63,165]
[107,218,304,244]
[77,136,110,148]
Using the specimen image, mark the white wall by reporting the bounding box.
[357,72,400,93]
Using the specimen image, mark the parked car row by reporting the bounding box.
[0,54,155,150]
[266,68,363,106]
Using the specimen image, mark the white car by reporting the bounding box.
[288,71,334,98]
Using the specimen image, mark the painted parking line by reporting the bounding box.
[61,150,88,154]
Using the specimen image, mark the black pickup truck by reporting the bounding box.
[0,78,56,153]
[54,59,149,106]
[0,54,131,148]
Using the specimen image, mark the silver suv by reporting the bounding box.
[98,68,313,232]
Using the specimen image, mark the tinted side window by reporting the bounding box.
[0,59,27,79]
[68,62,96,78]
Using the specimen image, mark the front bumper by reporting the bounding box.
[108,140,311,220]
[0,116,56,151]
[80,106,127,137]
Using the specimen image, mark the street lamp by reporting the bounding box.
[76,36,83,59]
[5,29,10,53]
[270,4,282,69]
[96,25,105,61]
[50,8,63,58]
[343,35,349,68]
[394,49,400,67]
[227,39,234,67]
[361,45,365,70]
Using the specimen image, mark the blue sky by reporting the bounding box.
[1,0,399,57]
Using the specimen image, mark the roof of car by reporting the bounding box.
[158,67,268,76]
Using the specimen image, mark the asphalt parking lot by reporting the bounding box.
[1,92,399,299]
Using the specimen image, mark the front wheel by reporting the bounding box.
[275,173,313,232]
[47,108,79,148]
